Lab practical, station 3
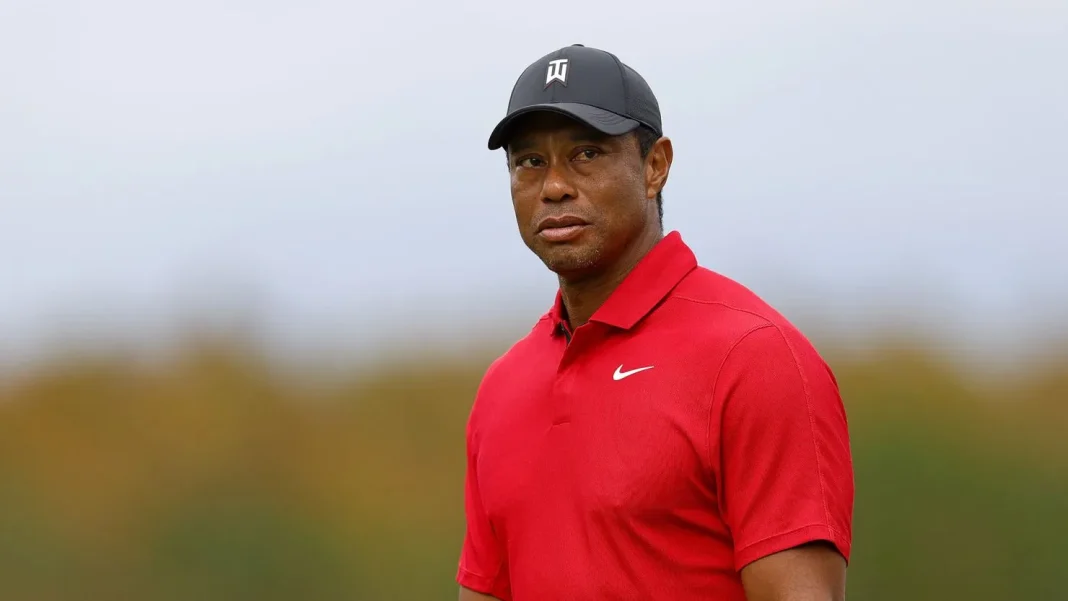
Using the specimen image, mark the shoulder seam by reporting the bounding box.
[770,324,834,534]
[669,294,776,325]
[705,323,834,536]
[705,323,776,479]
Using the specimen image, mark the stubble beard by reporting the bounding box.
[536,238,607,279]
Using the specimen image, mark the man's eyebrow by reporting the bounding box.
[508,137,535,152]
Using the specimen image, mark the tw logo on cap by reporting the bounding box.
[545,58,569,87]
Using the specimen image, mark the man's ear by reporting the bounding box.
[645,136,673,200]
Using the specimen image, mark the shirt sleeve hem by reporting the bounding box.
[733,523,851,572]
[457,566,498,596]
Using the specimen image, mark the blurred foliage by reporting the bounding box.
[0,336,1065,600]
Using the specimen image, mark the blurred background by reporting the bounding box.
[1,0,1066,599]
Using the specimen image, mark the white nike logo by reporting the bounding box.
[613,364,654,381]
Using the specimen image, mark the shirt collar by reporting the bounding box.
[549,230,698,334]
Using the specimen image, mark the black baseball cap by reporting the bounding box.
[487,44,663,151]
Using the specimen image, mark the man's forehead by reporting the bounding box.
[505,113,612,149]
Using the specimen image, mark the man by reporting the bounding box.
[458,44,854,601]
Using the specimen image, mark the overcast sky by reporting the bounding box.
[1,0,1065,362]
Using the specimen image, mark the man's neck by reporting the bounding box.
[558,228,663,330]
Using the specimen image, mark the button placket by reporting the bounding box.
[549,324,603,426]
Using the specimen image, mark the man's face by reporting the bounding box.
[505,113,657,279]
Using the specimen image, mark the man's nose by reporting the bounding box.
[540,162,577,203]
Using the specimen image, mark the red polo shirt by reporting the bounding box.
[457,231,853,601]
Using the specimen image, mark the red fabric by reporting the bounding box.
[458,365,513,601]
[711,324,854,572]
[457,232,853,601]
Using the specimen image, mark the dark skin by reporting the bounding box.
[504,111,670,330]
[459,112,847,601]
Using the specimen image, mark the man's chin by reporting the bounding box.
[538,247,602,278]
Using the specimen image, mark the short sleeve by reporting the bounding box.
[457,399,511,599]
[710,324,854,572]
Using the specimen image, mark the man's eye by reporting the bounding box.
[574,149,600,161]
[517,157,543,168]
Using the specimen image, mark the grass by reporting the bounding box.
[0,335,1064,600]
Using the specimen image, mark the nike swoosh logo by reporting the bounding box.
[613,364,654,381]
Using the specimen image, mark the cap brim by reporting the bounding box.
[487,103,641,150]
